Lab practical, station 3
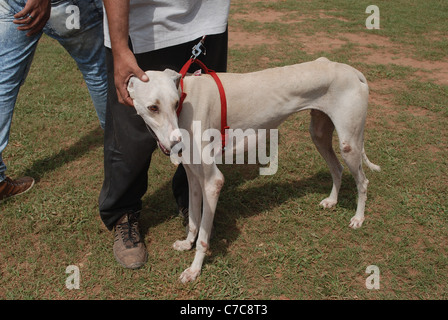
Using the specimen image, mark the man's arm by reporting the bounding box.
[13,0,51,36]
[103,0,148,107]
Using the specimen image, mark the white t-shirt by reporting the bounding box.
[104,0,230,54]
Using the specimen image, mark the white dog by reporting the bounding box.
[128,57,381,283]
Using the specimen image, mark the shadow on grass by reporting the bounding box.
[19,127,104,182]
[139,164,358,261]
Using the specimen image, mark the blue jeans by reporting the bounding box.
[0,0,107,182]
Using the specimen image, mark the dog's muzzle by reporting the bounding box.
[145,124,182,156]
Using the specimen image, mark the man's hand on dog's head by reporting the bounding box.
[113,48,149,107]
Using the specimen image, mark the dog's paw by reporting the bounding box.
[179,267,200,283]
[320,197,337,209]
[349,216,364,229]
[173,240,193,251]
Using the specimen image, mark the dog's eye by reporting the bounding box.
[148,105,158,112]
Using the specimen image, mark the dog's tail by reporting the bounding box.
[362,146,381,172]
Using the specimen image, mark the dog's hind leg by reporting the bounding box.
[173,164,202,251]
[340,143,369,229]
[309,109,344,209]
[332,114,370,229]
[179,164,224,283]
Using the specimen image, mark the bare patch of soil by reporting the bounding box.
[298,32,448,85]
[228,28,280,48]
[229,11,448,85]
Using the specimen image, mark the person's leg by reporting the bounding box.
[0,0,39,198]
[99,48,157,231]
[44,0,107,129]
[98,30,228,268]
[99,46,157,268]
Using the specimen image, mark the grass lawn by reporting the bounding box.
[0,0,447,300]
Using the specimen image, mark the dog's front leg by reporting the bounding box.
[173,164,202,251]
[179,164,224,283]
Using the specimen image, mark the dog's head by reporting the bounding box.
[128,69,183,156]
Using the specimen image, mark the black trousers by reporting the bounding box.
[99,31,228,230]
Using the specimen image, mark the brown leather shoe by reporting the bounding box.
[113,211,147,269]
[0,176,35,201]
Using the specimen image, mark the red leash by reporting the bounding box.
[177,56,229,150]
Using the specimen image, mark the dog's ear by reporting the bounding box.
[163,69,182,89]
[127,76,136,99]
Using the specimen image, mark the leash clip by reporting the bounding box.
[190,36,207,60]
